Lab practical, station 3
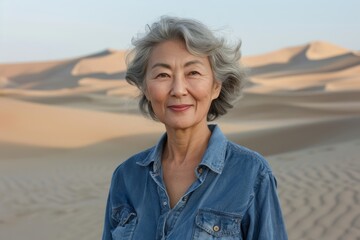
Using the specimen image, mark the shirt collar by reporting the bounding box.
[136,132,166,173]
[136,124,228,174]
[199,124,228,174]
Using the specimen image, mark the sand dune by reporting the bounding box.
[245,42,360,93]
[0,98,162,148]
[72,50,127,76]
[0,50,126,94]
[242,45,306,67]
[246,41,360,78]
[1,41,360,240]
[305,41,350,60]
[249,64,360,92]
[0,60,68,78]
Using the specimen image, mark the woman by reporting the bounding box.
[102,16,288,240]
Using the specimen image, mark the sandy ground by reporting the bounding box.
[0,41,359,240]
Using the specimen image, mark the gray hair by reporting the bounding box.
[126,16,247,121]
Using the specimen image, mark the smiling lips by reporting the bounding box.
[168,104,192,112]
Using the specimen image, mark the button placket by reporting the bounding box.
[157,185,170,213]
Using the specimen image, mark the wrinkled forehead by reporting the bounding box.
[147,39,211,69]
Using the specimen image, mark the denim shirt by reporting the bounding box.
[102,125,288,240]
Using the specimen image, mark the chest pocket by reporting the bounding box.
[193,209,242,240]
[111,205,137,240]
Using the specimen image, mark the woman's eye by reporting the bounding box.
[188,71,200,76]
[156,73,170,79]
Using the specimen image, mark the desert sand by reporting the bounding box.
[0,41,359,240]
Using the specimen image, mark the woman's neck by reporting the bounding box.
[163,123,212,166]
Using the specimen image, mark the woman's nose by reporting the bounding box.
[170,74,188,97]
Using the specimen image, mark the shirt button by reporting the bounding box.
[182,196,188,202]
[197,167,203,174]
[163,201,167,206]
[213,225,220,232]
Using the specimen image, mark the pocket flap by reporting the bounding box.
[195,209,241,237]
[111,205,137,227]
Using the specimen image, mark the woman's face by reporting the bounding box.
[144,39,221,130]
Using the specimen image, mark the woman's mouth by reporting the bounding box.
[168,104,192,112]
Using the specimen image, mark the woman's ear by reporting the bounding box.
[211,80,222,100]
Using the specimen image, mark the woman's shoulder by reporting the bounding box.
[112,146,155,176]
[225,140,273,176]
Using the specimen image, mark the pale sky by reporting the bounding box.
[0,0,359,63]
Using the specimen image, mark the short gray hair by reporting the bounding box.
[126,16,247,121]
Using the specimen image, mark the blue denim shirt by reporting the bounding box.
[102,125,288,239]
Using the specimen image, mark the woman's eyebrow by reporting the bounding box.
[184,60,203,67]
[150,60,204,70]
[151,63,171,70]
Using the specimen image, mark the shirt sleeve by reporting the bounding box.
[102,191,113,240]
[242,172,288,240]
[102,166,122,240]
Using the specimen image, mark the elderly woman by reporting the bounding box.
[102,16,288,240]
